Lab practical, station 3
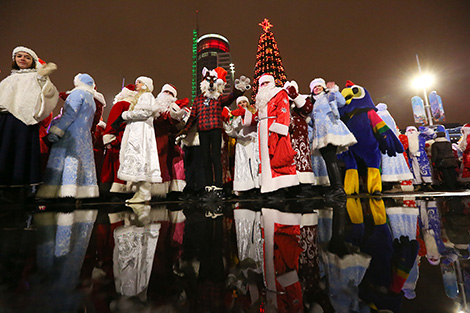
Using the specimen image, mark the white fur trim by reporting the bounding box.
[297,171,315,184]
[236,96,250,105]
[293,94,306,108]
[169,179,186,192]
[269,122,289,136]
[243,110,253,126]
[37,184,99,199]
[49,125,65,137]
[97,120,106,129]
[258,74,274,86]
[94,91,106,107]
[110,182,131,193]
[233,178,260,192]
[12,46,38,64]
[309,78,326,93]
[386,207,419,216]
[102,134,116,145]
[301,213,318,227]
[260,174,299,193]
[381,172,414,182]
[136,76,154,93]
[161,83,177,97]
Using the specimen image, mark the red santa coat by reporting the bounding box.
[152,112,186,196]
[289,97,314,184]
[247,89,298,193]
[100,100,131,192]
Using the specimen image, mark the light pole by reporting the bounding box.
[229,63,235,84]
[413,54,434,126]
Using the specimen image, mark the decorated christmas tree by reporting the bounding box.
[252,18,288,102]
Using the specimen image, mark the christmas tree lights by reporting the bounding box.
[252,18,288,102]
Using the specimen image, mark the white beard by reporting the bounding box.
[255,85,276,110]
[406,131,420,156]
[423,231,440,264]
[155,93,176,114]
[113,88,137,105]
[459,131,469,152]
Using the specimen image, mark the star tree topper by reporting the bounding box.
[259,18,273,32]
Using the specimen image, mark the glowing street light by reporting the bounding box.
[229,63,235,80]
[412,73,435,90]
[413,54,435,126]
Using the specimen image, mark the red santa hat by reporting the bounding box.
[258,74,275,86]
[113,84,137,104]
[236,96,250,105]
[214,67,227,83]
[160,83,177,97]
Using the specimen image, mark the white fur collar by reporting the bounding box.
[11,68,37,74]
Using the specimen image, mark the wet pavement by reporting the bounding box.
[1,191,470,313]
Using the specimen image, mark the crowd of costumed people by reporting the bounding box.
[1,46,469,204]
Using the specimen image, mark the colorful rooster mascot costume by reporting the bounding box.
[339,81,404,195]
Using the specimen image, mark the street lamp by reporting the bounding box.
[229,63,235,82]
[413,54,435,126]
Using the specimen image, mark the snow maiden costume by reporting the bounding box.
[309,78,357,198]
[37,73,99,199]
[118,76,162,203]
[223,96,260,192]
[0,46,58,188]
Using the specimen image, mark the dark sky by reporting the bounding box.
[1,0,470,128]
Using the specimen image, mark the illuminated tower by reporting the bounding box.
[196,34,233,96]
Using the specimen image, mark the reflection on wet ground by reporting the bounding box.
[1,191,470,313]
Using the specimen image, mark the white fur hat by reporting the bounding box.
[136,76,154,93]
[74,73,95,87]
[12,46,39,66]
[236,96,249,105]
[309,78,326,93]
[258,74,275,86]
[406,126,417,133]
[376,103,388,111]
[161,83,177,97]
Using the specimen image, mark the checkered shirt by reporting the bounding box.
[184,93,238,132]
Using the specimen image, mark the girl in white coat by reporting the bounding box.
[118,76,162,203]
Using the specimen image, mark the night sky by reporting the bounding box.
[1,0,469,129]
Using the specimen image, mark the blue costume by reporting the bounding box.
[309,89,356,153]
[308,79,356,197]
[339,82,403,195]
[405,126,433,185]
[37,74,98,198]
